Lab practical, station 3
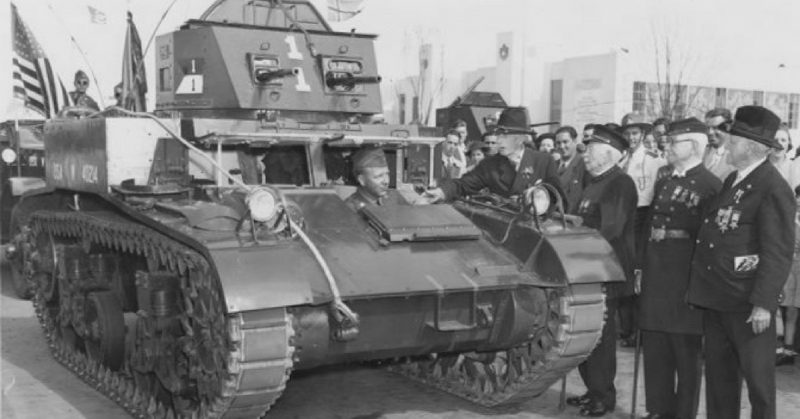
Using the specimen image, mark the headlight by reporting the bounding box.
[526,186,550,216]
[246,187,279,222]
[1,148,17,164]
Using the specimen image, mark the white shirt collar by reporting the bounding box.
[734,157,767,185]
[671,161,702,178]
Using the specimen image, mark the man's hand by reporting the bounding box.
[420,188,445,204]
[634,269,642,295]
[746,306,771,334]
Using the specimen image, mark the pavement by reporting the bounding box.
[2,265,799,419]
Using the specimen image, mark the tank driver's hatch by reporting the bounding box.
[361,205,481,242]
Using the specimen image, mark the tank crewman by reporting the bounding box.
[687,106,795,419]
[345,147,406,211]
[68,70,100,111]
[639,118,722,419]
[423,108,563,203]
[618,112,666,347]
[555,125,587,213]
[566,124,637,417]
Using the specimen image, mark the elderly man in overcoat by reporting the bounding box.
[639,118,722,419]
[566,124,638,417]
[688,106,795,419]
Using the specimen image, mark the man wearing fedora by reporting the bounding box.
[423,108,563,203]
[566,124,638,417]
[639,117,722,419]
[688,106,795,419]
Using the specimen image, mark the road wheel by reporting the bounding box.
[84,291,126,370]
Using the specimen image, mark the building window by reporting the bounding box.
[715,88,727,108]
[790,94,800,129]
[753,91,764,106]
[398,94,406,124]
[412,96,420,123]
[632,81,646,114]
[550,79,563,123]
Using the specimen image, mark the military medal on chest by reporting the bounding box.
[715,205,742,233]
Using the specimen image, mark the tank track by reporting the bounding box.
[25,209,295,418]
[391,283,606,407]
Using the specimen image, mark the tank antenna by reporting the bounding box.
[44,2,106,108]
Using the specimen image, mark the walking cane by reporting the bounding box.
[630,329,642,419]
[558,375,567,411]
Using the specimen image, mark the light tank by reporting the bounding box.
[7,1,623,417]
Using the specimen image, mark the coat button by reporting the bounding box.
[709,243,714,248]
[704,218,709,223]
[707,266,711,271]
[696,239,701,244]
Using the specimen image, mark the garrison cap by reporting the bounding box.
[352,147,388,172]
[585,124,629,152]
[666,117,707,136]
[726,105,782,149]
[74,70,89,82]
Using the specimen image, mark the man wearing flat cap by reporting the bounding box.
[345,147,405,211]
[688,106,795,419]
[639,117,722,419]
[566,124,637,417]
[617,112,667,346]
[423,108,563,203]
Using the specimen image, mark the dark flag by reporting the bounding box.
[11,3,71,118]
[121,11,147,111]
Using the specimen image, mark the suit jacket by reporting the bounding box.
[558,156,587,213]
[688,161,796,312]
[640,164,722,334]
[574,166,638,296]
[441,148,564,201]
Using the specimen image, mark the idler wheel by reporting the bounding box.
[83,291,126,370]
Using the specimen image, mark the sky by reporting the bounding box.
[3,0,800,117]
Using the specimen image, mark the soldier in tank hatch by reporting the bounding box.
[68,70,99,111]
[345,147,406,211]
[639,117,721,419]
[566,124,637,417]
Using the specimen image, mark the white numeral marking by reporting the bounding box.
[294,67,311,92]
[284,35,303,60]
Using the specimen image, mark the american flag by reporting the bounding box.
[11,3,71,118]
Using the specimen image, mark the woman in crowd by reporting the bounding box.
[777,185,800,366]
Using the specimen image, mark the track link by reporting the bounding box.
[27,210,295,418]
[392,283,606,407]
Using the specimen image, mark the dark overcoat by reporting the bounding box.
[574,165,638,294]
[440,148,563,200]
[640,164,721,334]
[688,160,795,312]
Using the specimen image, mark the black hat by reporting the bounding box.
[620,112,653,133]
[726,106,782,149]
[74,70,89,82]
[604,122,623,134]
[495,108,532,135]
[666,117,707,136]
[585,124,629,152]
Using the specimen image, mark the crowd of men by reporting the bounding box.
[343,105,797,419]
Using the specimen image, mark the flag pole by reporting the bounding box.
[135,0,179,78]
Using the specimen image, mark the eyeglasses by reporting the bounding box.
[666,138,694,146]
[77,80,89,87]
